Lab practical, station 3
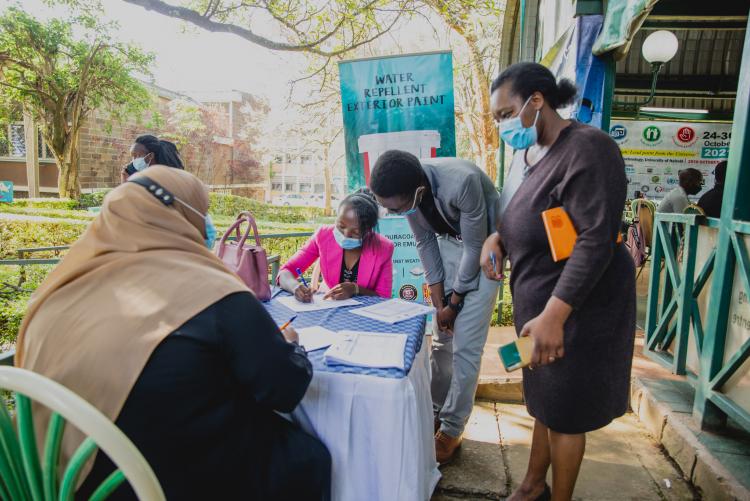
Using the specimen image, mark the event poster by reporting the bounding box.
[609,120,732,200]
[0,181,12,202]
[376,216,431,305]
[338,51,456,191]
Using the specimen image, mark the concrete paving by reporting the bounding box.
[432,403,695,500]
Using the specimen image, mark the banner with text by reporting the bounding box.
[339,51,456,191]
[376,216,431,305]
[609,120,732,200]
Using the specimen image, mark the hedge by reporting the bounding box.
[0,220,88,259]
[0,198,78,210]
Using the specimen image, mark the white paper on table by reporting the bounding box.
[276,294,360,313]
[297,326,343,352]
[350,299,433,324]
[324,331,407,370]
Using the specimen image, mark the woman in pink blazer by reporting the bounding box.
[279,191,394,301]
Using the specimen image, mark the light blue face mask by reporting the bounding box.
[132,154,151,172]
[333,226,362,250]
[204,215,217,249]
[498,96,540,150]
[392,186,424,217]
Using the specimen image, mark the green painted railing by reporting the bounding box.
[646,213,750,432]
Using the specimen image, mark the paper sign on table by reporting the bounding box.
[276,294,360,313]
[350,298,433,324]
[297,326,343,352]
[324,331,407,370]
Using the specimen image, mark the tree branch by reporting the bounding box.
[122,0,401,57]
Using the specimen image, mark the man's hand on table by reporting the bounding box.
[323,282,357,300]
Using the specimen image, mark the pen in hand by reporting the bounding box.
[296,268,309,288]
[279,315,297,331]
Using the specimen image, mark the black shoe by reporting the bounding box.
[534,484,551,501]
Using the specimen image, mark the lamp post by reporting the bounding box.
[614,30,679,109]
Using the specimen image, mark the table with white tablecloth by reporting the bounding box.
[265,295,441,501]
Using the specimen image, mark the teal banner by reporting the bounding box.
[339,51,456,191]
[0,181,13,203]
[376,216,432,305]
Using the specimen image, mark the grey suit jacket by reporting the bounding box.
[406,157,500,294]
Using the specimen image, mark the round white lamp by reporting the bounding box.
[642,30,679,64]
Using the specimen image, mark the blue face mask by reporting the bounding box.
[132,154,151,172]
[204,214,217,249]
[333,226,362,250]
[393,187,424,216]
[498,97,539,150]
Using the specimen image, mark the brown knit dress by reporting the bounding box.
[499,121,636,434]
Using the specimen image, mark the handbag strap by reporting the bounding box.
[236,211,261,247]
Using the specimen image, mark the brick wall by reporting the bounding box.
[76,93,267,195]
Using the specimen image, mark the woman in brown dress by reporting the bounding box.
[481,63,636,500]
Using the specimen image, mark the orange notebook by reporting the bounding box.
[542,207,623,262]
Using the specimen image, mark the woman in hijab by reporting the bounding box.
[16,166,331,500]
[121,134,184,182]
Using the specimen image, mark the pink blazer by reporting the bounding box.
[281,226,394,298]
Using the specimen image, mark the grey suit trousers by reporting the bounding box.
[432,236,499,437]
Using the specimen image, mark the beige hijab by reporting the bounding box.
[15,166,248,477]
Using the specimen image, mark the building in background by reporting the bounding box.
[0,85,269,200]
[268,145,347,208]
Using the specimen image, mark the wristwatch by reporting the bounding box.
[444,293,464,314]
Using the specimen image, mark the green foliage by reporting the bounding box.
[0,265,51,349]
[0,198,78,210]
[209,193,325,224]
[76,190,110,209]
[0,206,95,220]
[0,221,86,259]
[491,282,514,327]
[0,5,154,197]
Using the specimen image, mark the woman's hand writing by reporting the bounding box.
[294,284,313,303]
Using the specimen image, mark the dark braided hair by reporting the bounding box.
[339,188,380,248]
[135,135,184,169]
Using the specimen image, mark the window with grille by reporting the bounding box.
[0,123,54,160]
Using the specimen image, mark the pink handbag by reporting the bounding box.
[216,212,272,301]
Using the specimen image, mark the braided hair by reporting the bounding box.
[134,135,184,169]
[339,188,380,248]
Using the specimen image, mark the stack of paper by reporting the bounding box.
[324,331,407,370]
[276,294,360,313]
[350,299,433,324]
[296,326,343,352]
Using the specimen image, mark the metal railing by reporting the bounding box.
[1,232,314,286]
[645,213,750,431]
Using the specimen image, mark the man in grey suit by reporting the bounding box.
[370,150,500,464]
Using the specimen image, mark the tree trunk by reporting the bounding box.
[56,126,81,199]
[323,146,333,216]
[465,34,499,183]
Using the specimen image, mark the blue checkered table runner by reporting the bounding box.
[264,293,427,378]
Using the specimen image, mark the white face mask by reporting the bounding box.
[132,153,152,171]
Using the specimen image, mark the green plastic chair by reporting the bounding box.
[0,366,165,501]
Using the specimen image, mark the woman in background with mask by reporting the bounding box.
[480,63,635,501]
[121,134,184,182]
[278,190,394,302]
[17,166,331,500]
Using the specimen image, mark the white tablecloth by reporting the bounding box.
[292,336,441,501]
